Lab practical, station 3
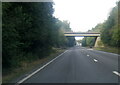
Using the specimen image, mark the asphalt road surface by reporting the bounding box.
[23,46,119,83]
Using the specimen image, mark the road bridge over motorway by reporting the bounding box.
[64,32,101,47]
[64,32,100,37]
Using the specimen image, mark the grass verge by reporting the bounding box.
[2,48,66,83]
[93,47,120,54]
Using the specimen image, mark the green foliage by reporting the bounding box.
[101,2,119,47]
[86,37,96,46]
[82,38,87,46]
[2,2,75,70]
[82,23,103,47]
[82,1,119,47]
[88,23,103,33]
[82,37,96,47]
[53,19,76,47]
[66,37,76,47]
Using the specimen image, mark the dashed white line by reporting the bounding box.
[87,55,90,56]
[16,50,68,85]
[113,71,120,76]
[93,59,98,62]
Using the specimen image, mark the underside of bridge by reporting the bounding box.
[64,32,101,47]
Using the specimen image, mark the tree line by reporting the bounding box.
[82,1,120,47]
[2,2,76,70]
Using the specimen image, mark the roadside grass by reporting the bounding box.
[93,47,120,54]
[2,48,66,83]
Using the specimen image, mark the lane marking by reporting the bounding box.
[93,50,119,56]
[93,59,98,62]
[87,55,90,56]
[16,50,68,85]
[113,71,120,76]
[87,49,93,50]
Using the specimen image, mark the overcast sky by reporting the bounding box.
[53,0,118,33]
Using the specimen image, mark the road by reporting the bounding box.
[22,46,119,83]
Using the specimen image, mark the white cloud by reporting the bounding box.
[53,0,118,32]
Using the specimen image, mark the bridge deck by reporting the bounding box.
[64,32,100,37]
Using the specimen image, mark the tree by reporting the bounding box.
[101,2,119,47]
[2,2,76,70]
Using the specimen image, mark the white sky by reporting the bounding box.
[53,0,118,40]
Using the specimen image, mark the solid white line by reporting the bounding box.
[16,50,68,85]
[93,50,119,56]
[93,59,98,62]
[113,71,120,76]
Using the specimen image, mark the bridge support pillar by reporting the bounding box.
[94,37,104,47]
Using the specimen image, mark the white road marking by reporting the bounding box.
[16,50,68,85]
[113,71,120,76]
[93,50,119,56]
[87,49,93,50]
[87,55,90,56]
[93,59,98,62]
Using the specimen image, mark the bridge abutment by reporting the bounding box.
[94,37,104,47]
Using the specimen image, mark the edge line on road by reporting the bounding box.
[91,49,119,56]
[16,50,68,85]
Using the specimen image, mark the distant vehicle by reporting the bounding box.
[89,46,93,48]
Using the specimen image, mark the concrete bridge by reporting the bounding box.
[64,32,100,37]
[64,32,101,47]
